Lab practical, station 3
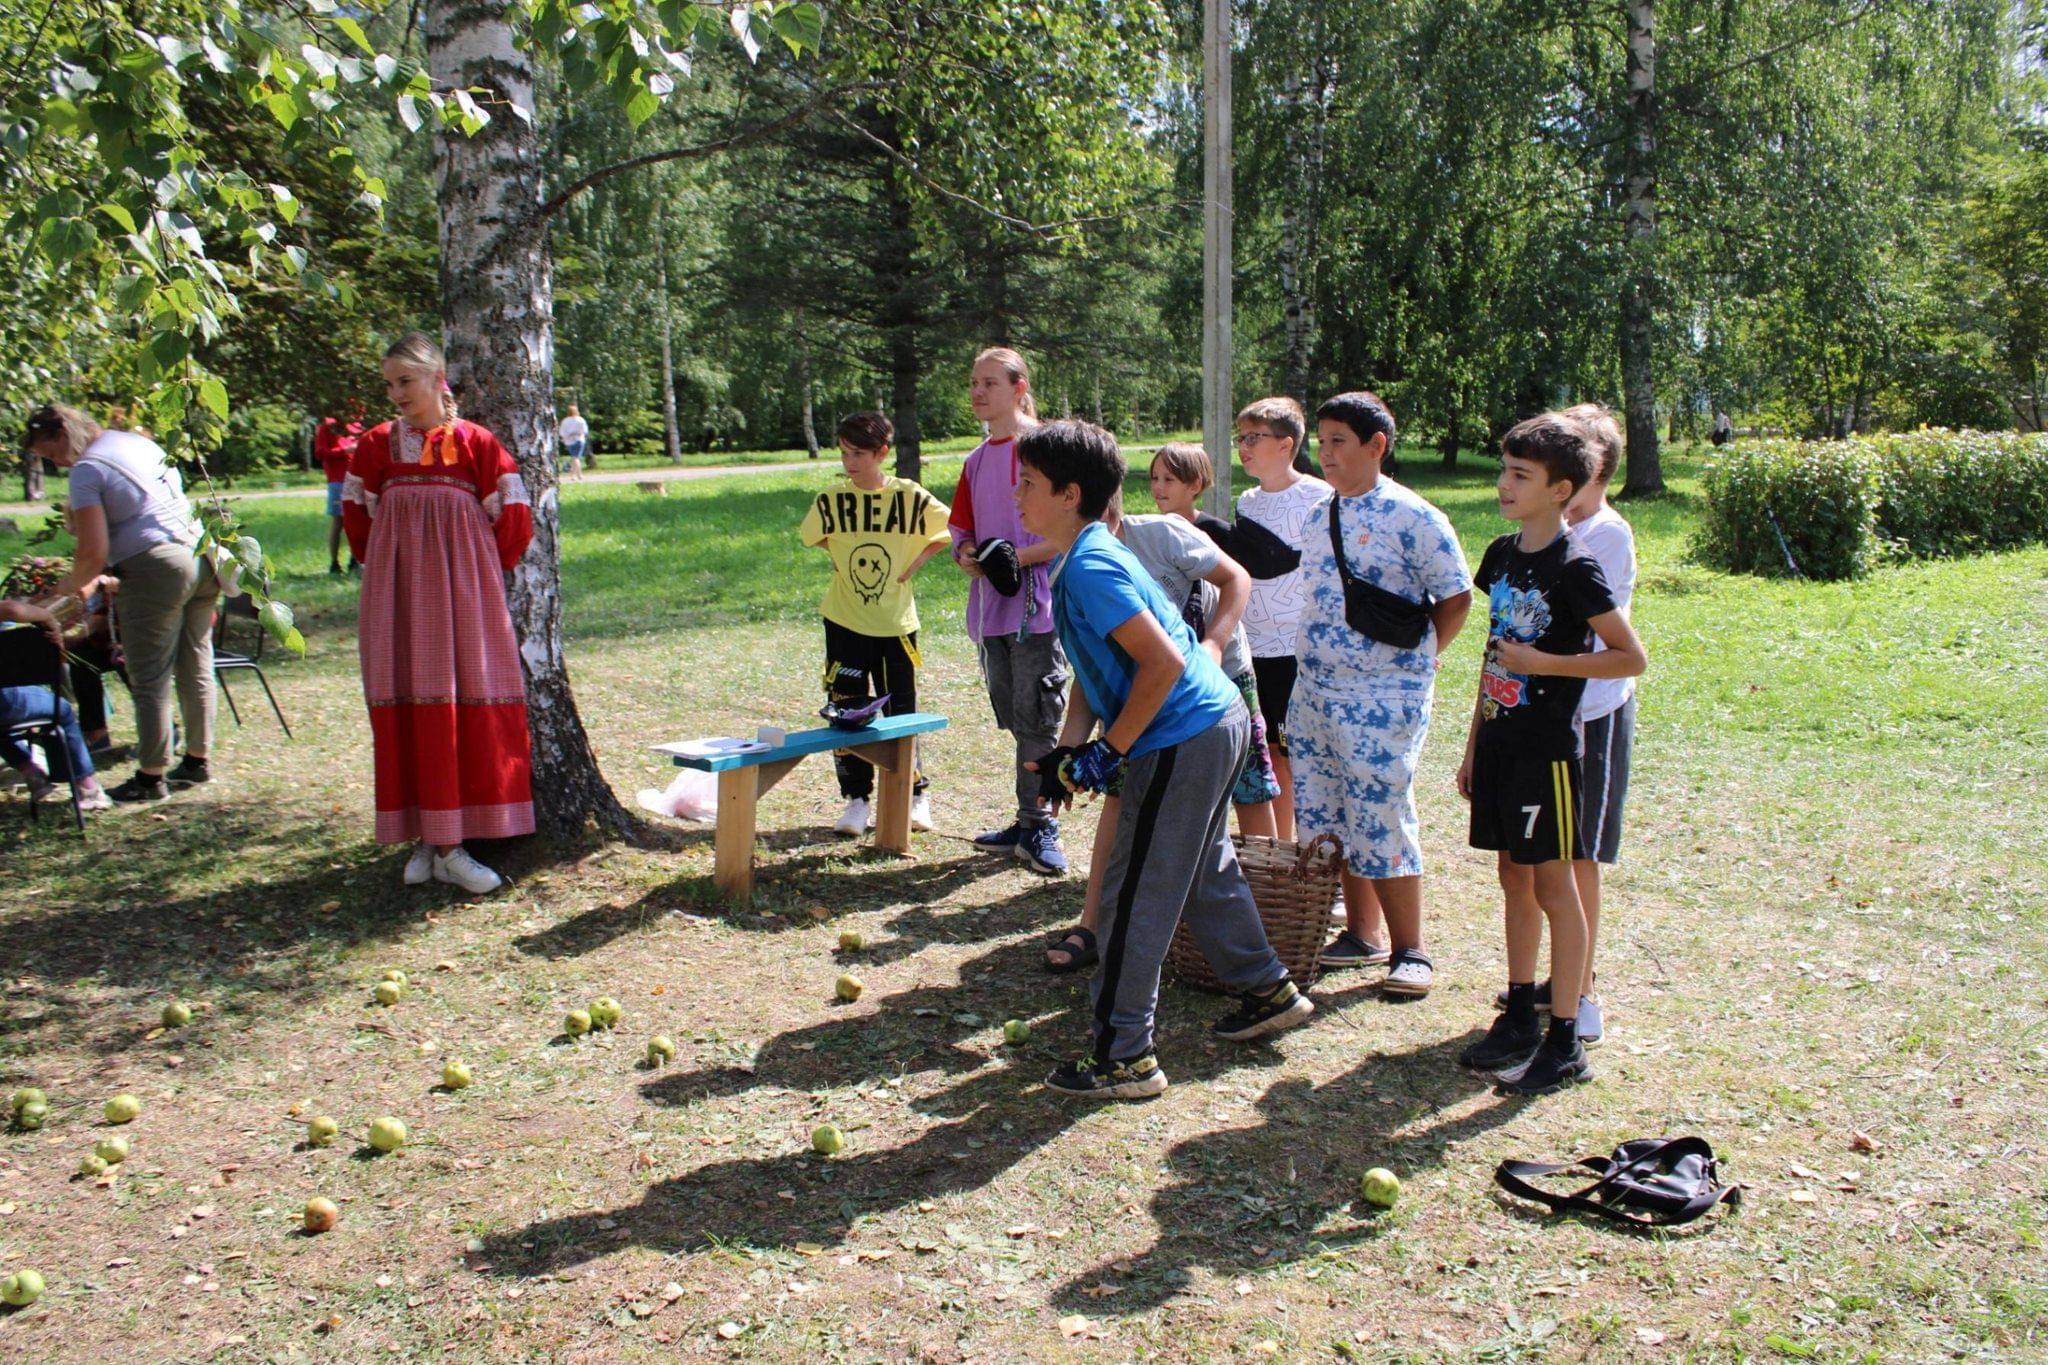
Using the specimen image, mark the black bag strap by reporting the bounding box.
[1494,1136,1740,1228]
[1328,493,1430,608]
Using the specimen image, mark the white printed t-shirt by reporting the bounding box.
[1236,474,1333,659]
[1569,504,1638,722]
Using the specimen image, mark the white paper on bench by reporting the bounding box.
[650,737,773,759]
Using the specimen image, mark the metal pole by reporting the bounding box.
[1201,0,1233,520]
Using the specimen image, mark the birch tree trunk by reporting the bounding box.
[1277,46,1329,406]
[796,306,819,459]
[426,0,631,840]
[1619,0,1665,494]
[655,215,683,465]
[21,452,43,502]
[877,154,922,484]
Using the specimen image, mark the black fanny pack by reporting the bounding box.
[1495,1136,1742,1228]
[1330,497,1433,649]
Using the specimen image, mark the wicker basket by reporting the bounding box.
[1165,833,1343,992]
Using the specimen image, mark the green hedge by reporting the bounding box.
[1694,430,2048,579]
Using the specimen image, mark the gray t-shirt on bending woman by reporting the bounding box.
[67,430,201,567]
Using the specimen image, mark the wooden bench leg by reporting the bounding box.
[872,735,916,854]
[714,767,760,903]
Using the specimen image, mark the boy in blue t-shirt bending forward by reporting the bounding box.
[1017,421,1316,1101]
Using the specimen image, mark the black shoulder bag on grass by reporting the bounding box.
[1330,497,1433,649]
[1494,1136,1742,1229]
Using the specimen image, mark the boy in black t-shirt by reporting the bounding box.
[1456,413,1647,1096]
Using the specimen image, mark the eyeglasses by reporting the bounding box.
[1233,432,1284,448]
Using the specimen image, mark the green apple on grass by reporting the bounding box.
[1360,1167,1401,1208]
[834,973,863,1002]
[1,1268,44,1307]
[161,1001,192,1028]
[811,1124,845,1155]
[589,998,623,1029]
[563,1009,592,1037]
[94,1136,129,1166]
[646,1036,677,1065]
[307,1116,340,1147]
[368,1116,407,1153]
[442,1060,473,1090]
[103,1094,141,1124]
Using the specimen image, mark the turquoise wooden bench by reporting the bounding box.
[659,711,949,903]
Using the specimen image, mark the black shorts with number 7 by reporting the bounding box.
[1468,743,1584,866]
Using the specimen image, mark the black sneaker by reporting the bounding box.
[1211,979,1316,1041]
[1500,1036,1593,1096]
[166,757,212,788]
[329,563,345,575]
[107,771,169,803]
[1319,930,1391,969]
[1044,1054,1168,1100]
[1495,978,1556,1010]
[1460,1011,1542,1073]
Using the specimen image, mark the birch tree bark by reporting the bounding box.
[796,308,820,459]
[655,216,683,465]
[1619,0,1665,494]
[426,0,631,840]
[1277,45,1330,407]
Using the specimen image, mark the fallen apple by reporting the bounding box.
[94,1136,129,1166]
[0,1268,43,1307]
[834,973,863,1002]
[14,1100,48,1131]
[307,1116,340,1147]
[442,1060,473,1090]
[1360,1167,1401,1209]
[78,1154,108,1178]
[838,929,863,951]
[103,1094,141,1125]
[368,1116,407,1153]
[1002,1019,1032,1045]
[303,1197,339,1233]
[646,1036,677,1065]
[563,1009,592,1037]
[161,1001,192,1029]
[373,980,403,1007]
[811,1124,845,1155]
[10,1087,47,1114]
[381,969,408,987]
[589,997,623,1029]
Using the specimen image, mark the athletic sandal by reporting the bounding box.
[1211,979,1316,1041]
[1381,947,1434,997]
[1044,926,1099,975]
[1320,930,1391,969]
[1043,1053,1168,1100]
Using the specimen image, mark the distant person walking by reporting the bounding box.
[1711,411,1732,447]
[559,404,589,480]
[317,408,365,574]
[26,402,218,803]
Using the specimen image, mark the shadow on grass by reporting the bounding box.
[1049,1036,1531,1312]
[470,934,1321,1279]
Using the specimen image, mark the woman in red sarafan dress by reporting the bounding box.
[343,332,534,894]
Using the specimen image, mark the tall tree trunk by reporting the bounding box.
[1619,0,1664,495]
[877,153,922,483]
[425,0,630,841]
[655,216,682,465]
[21,451,43,502]
[796,307,819,459]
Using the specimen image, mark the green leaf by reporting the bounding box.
[198,377,229,420]
[625,84,660,128]
[397,93,422,132]
[36,216,98,266]
[280,626,307,658]
[283,244,308,273]
[270,184,300,224]
[264,91,300,130]
[98,201,137,233]
[150,329,190,370]
[374,53,399,84]
[768,2,825,56]
[334,16,375,55]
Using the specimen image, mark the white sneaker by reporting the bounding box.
[76,786,113,812]
[1575,995,1604,1044]
[432,847,503,894]
[834,798,872,838]
[910,792,934,832]
[403,843,436,886]
[1329,889,1348,924]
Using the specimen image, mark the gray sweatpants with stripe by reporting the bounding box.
[1090,698,1289,1062]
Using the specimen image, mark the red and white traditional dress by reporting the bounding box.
[343,418,536,845]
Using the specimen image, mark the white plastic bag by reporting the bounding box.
[637,768,718,822]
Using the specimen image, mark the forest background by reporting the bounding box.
[7,0,2045,493]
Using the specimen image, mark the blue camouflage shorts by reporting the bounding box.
[1288,684,1432,879]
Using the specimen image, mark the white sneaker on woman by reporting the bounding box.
[834,798,872,837]
[403,843,436,886]
[432,847,503,894]
[910,792,934,832]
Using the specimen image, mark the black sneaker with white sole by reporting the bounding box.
[1210,979,1316,1041]
[107,771,169,803]
[1499,1034,1593,1095]
[1044,1054,1168,1100]
[1459,1011,1542,1073]
[166,756,212,788]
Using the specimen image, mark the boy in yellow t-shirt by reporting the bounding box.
[798,412,952,837]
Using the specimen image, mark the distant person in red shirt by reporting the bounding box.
[317,408,366,574]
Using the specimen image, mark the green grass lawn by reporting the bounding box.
[0,447,2042,1361]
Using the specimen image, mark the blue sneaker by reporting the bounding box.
[973,822,1026,853]
[1018,820,1068,877]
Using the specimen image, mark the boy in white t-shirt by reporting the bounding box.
[1233,396,1332,846]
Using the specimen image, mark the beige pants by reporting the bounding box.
[116,540,218,772]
